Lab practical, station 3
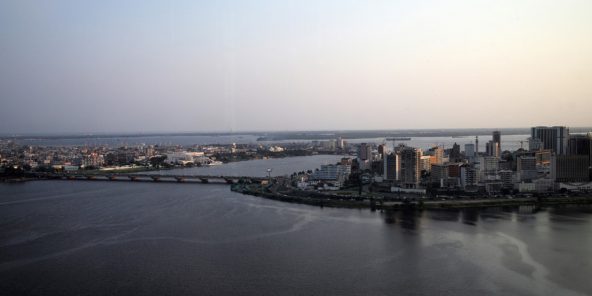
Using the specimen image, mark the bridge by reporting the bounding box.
[27,172,268,185]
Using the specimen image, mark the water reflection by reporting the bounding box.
[379,205,592,229]
[380,209,424,231]
[461,209,479,226]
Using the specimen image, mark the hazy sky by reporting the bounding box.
[1,0,591,134]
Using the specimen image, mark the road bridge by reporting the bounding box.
[28,172,268,184]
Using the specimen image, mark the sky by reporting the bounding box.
[1,0,591,134]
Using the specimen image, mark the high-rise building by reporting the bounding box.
[429,146,443,165]
[551,155,589,182]
[449,142,461,161]
[377,144,387,160]
[493,130,501,148]
[358,143,372,161]
[465,143,475,158]
[384,152,400,181]
[400,147,422,188]
[460,165,477,188]
[431,164,448,185]
[478,156,499,180]
[517,156,537,181]
[337,137,345,150]
[568,134,591,156]
[486,140,500,158]
[420,155,431,172]
[311,164,351,187]
[531,126,569,155]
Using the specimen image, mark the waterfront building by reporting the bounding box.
[311,164,351,188]
[400,147,422,188]
[551,155,590,182]
[517,156,537,182]
[531,126,569,155]
[384,152,400,181]
[517,182,536,193]
[534,178,555,192]
[485,182,503,195]
[499,170,514,190]
[567,134,592,170]
[567,134,590,156]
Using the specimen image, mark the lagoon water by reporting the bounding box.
[10,133,530,152]
[1,156,592,295]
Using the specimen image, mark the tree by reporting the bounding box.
[149,155,167,168]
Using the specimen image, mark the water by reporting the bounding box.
[8,133,529,152]
[10,134,261,147]
[143,154,346,177]
[1,156,592,295]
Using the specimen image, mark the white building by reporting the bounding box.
[311,164,351,188]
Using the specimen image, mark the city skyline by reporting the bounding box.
[1,0,592,134]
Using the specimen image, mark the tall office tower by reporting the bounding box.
[551,155,590,182]
[383,152,400,181]
[517,156,538,181]
[568,134,591,156]
[400,147,422,188]
[337,137,345,150]
[420,155,432,172]
[465,143,475,158]
[492,130,501,149]
[460,164,477,188]
[530,126,569,155]
[450,142,461,161]
[486,141,500,158]
[358,143,372,161]
[377,144,387,160]
[475,136,479,155]
[486,141,492,156]
[430,146,443,165]
[430,164,448,185]
[568,134,592,176]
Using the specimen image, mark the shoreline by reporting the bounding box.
[232,186,592,211]
[4,177,592,211]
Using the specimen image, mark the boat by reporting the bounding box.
[207,161,224,166]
